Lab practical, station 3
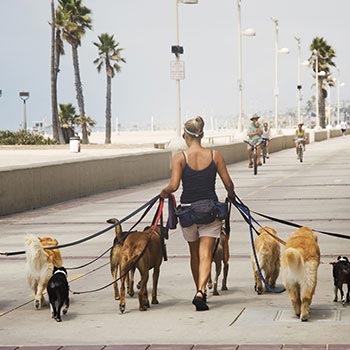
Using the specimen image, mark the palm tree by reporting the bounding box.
[93,33,126,144]
[309,37,336,128]
[56,0,92,144]
[50,0,65,144]
[58,103,78,143]
[76,115,96,139]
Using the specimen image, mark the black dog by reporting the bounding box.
[331,256,350,305]
[47,266,70,322]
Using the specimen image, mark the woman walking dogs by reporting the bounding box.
[160,117,235,311]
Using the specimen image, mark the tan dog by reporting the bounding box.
[207,227,229,295]
[108,218,136,300]
[282,226,320,321]
[25,234,62,309]
[119,226,163,313]
[251,226,280,294]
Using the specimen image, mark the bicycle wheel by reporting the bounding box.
[299,145,303,163]
[253,149,258,175]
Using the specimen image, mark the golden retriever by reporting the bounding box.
[251,226,280,294]
[25,234,62,309]
[282,226,320,321]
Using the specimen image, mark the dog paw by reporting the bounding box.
[221,285,228,291]
[213,290,220,296]
[119,304,126,314]
[63,308,68,315]
[128,291,135,297]
[151,298,159,305]
[207,282,213,290]
[34,300,41,310]
[139,307,147,311]
[55,317,62,322]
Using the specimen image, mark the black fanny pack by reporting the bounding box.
[175,199,228,228]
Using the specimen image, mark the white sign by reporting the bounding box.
[170,60,185,80]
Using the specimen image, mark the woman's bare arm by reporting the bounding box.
[160,152,184,198]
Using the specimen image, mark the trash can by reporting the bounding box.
[69,136,81,153]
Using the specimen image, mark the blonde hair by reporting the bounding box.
[184,116,204,138]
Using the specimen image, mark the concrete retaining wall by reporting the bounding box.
[0,151,171,216]
[0,130,343,216]
[314,130,328,141]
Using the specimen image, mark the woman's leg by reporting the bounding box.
[197,236,216,293]
[188,240,200,290]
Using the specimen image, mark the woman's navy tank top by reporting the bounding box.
[180,151,218,204]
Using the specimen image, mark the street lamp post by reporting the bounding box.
[19,91,30,131]
[295,37,302,124]
[336,69,345,126]
[237,0,255,132]
[271,18,289,131]
[173,0,198,138]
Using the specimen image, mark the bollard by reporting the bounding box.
[69,136,81,153]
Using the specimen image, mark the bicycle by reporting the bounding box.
[261,137,268,164]
[244,140,261,175]
[296,138,304,163]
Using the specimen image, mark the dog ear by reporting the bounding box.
[53,266,58,273]
[107,218,118,224]
[337,256,341,260]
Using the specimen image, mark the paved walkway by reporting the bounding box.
[0,135,350,348]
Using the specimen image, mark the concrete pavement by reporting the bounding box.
[0,135,350,348]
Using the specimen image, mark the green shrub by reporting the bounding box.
[0,130,57,145]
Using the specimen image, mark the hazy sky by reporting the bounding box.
[1,1,349,132]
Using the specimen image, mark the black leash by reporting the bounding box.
[232,194,350,241]
[0,195,160,257]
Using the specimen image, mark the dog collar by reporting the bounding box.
[54,269,67,276]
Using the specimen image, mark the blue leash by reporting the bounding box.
[230,195,285,294]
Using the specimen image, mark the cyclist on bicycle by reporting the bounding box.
[247,114,263,168]
[262,122,271,159]
[294,122,307,159]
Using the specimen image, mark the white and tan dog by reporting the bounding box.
[282,226,320,321]
[25,234,63,309]
[251,226,280,294]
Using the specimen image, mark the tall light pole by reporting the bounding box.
[295,37,302,124]
[237,0,256,132]
[19,91,30,131]
[336,69,345,126]
[271,18,289,131]
[172,0,198,138]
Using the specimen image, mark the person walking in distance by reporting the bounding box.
[160,116,235,311]
[247,114,263,167]
[262,122,271,159]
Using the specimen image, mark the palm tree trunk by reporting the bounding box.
[72,45,89,144]
[105,74,112,144]
[319,79,326,128]
[50,0,60,142]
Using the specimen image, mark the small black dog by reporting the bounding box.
[331,256,350,305]
[47,266,70,322]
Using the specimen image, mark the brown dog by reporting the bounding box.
[207,226,229,295]
[25,234,62,309]
[282,226,320,321]
[119,226,163,313]
[108,218,136,300]
[251,226,280,294]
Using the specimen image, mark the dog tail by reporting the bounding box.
[283,247,303,272]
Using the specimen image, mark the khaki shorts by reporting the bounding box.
[181,219,222,242]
